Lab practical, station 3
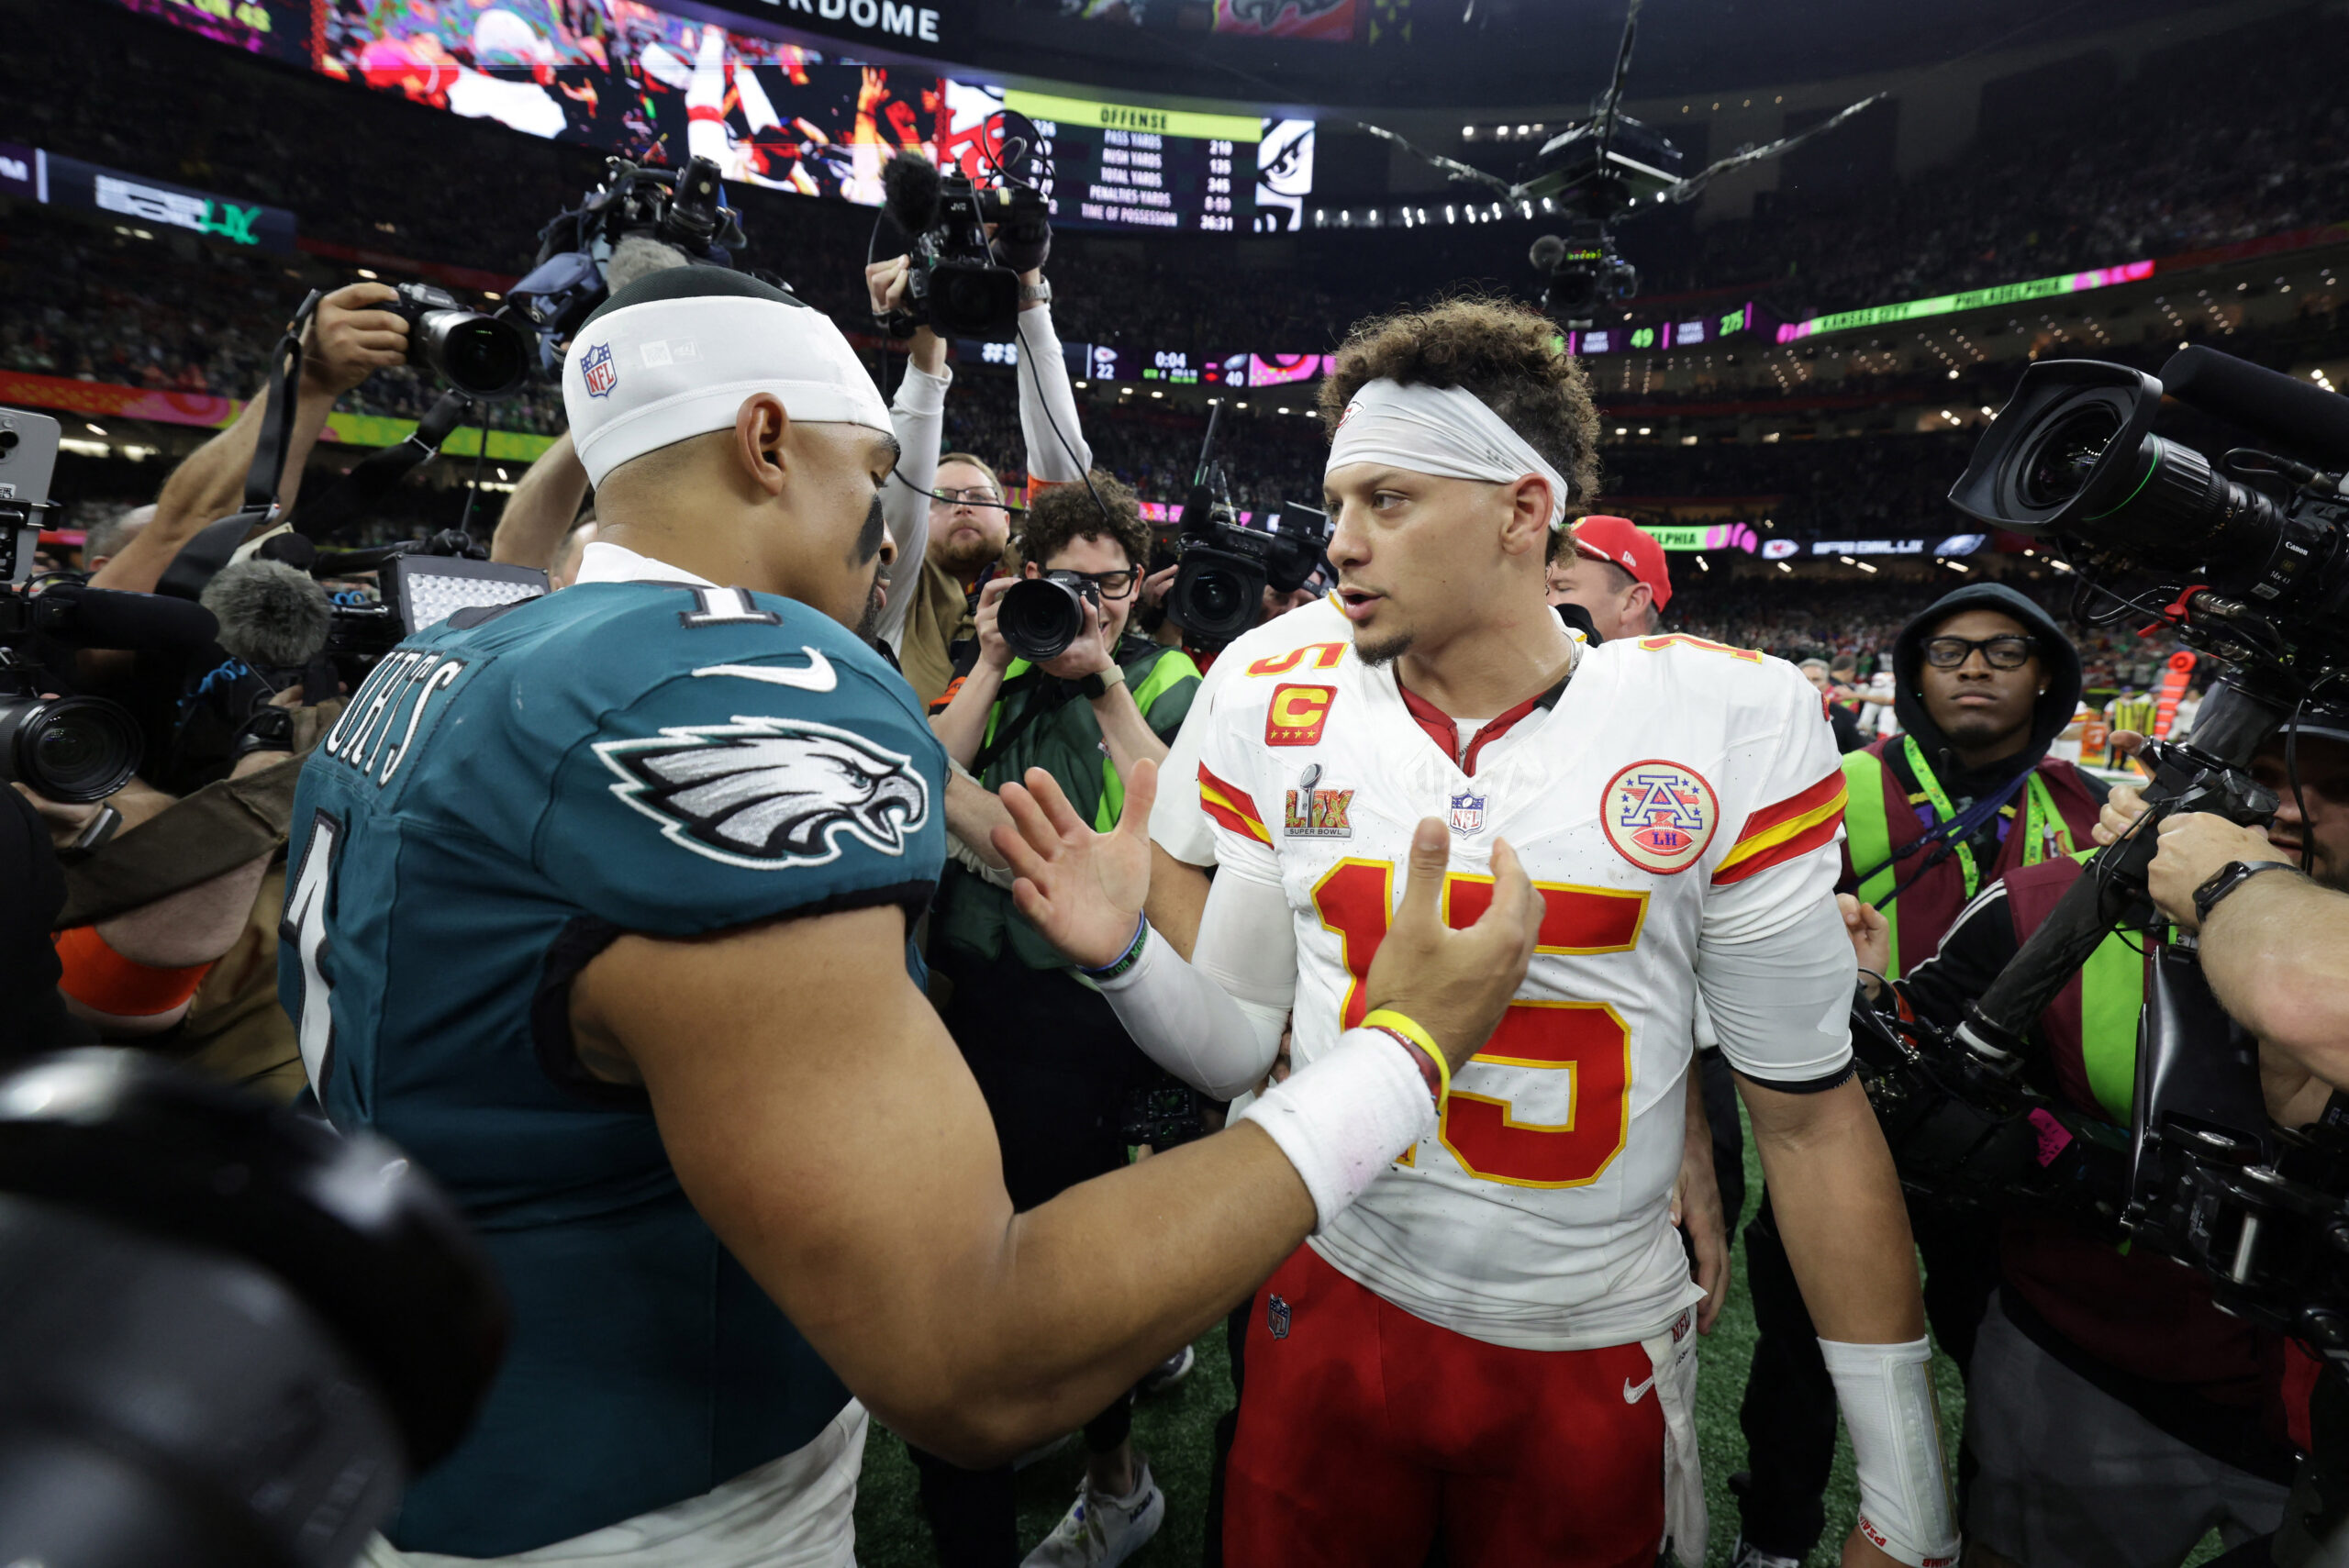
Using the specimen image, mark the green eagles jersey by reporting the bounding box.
[279,579,945,1556]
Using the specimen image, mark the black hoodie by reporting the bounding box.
[1882,583,2106,855]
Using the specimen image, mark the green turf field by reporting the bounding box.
[851,1106,2230,1565]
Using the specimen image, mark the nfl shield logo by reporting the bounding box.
[1448,791,1486,835]
[1267,1294,1291,1340]
[581,341,618,399]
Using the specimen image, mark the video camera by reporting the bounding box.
[873,138,1052,343]
[0,409,222,804]
[1530,220,1640,326]
[1922,344,2349,1357]
[1163,405,1330,648]
[506,155,746,372]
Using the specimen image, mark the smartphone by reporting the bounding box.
[0,406,60,585]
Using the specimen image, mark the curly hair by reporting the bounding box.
[1319,295,1602,511]
[1015,473,1148,573]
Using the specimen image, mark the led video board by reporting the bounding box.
[106,0,1312,237]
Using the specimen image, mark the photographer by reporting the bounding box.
[1734,582,2109,1568]
[919,473,1200,1568]
[2096,713,2349,1105]
[86,283,410,595]
[1826,704,2349,1564]
[885,212,1093,710]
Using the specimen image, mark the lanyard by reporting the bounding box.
[1900,735,2074,901]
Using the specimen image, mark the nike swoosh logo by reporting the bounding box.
[692,651,838,693]
[1623,1374,1656,1404]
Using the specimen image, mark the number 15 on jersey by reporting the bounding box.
[1313,861,1649,1190]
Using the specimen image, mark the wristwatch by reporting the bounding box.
[2190,858,2299,926]
[1077,665,1126,701]
[1019,277,1052,306]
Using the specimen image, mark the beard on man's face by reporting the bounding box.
[1355,628,1414,668]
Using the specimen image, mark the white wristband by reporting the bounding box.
[1240,1029,1437,1230]
[1820,1336,1959,1567]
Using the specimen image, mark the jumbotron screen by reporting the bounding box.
[108,0,1312,233]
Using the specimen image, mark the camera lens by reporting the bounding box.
[2018,404,2123,510]
[416,311,529,401]
[0,695,141,804]
[999,577,1085,663]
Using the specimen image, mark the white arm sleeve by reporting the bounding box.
[1097,857,1295,1100]
[1697,887,1856,1088]
[1014,305,1093,484]
[878,360,951,651]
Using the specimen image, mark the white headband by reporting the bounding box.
[562,293,893,488]
[1324,378,1569,529]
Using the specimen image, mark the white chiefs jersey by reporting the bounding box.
[1195,628,1852,1351]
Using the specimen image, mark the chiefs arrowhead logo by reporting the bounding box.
[595,717,929,870]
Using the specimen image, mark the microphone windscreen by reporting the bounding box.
[1530,234,1568,273]
[2160,345,2349,469]
[880,152,942,238]
[202,559,334,670]
[33,582,219,650]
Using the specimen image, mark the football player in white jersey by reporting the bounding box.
[994,299,1954,1568]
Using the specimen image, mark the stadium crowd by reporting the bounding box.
[7,5,2349,1568]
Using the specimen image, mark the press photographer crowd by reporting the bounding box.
[6,0,2349,1565]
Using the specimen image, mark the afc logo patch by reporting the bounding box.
[1601,759,1719,874]
[580,340,618,398]
[1265,684,1335,746]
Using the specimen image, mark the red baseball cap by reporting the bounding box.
[1570,515,1672,609]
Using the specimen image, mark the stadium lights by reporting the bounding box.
[1775,561,1793,573]
[481,291,500,301]
[1946,369,1960,380]
[1941,559,1972,573]
[1236,401,1249,409]
[1636,427,1651,436]
[1614,427,1628,436]
[1277,406,1289,415]
[1839,555,1856,565]
[2048,559,2075,573]
[1696,556,1710,572]
[1854,561,1878,574]
[1075,381,1088,389]
[1446,206,1457,223]
[1151,390,1163,398]
[85,423,106,436]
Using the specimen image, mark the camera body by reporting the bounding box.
[388,283,530,402]
[1531,219,1640,326]
[903,172,1030,341]
[999,568,1102,664]
[1166,501,1328,649]
[507,156,746,370]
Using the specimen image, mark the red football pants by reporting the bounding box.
[1223,1244,1665,1568]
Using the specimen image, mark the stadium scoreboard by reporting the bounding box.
[1003,91,1264,234]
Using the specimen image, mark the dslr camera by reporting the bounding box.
[874,147,1052,343]
[388,284,530,402]
[998,568,1101,664]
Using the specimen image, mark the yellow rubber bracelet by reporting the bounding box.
[1362,1008,1449,1108]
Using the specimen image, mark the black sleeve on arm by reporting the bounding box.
[1894,880,2021,1035]
[0,789,92,1059]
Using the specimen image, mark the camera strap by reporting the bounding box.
[290,390,472,543]
[970,667,1074,780]
[1858,737,2069,908]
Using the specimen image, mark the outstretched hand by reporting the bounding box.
[995,761,1158,969]
[1363,820,1543,1073]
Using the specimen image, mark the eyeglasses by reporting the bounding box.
[1063,567,1141,600]
[930,486,1008,510]
[1922,634,2039,670]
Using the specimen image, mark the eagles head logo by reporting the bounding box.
[595,717,930,870]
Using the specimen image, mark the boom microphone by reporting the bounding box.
[1530,233,1567,274]
[2159,345,2349,468]
[201,559,333,672]
[879,152,942,239]
[29,582,219,650]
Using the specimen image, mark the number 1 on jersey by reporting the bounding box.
[1312,859,1647,1190]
